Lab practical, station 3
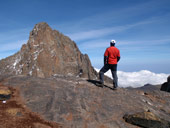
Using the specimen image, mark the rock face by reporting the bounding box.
[1,75,170,128]
[0,22,97,79]
[161,75,170,92]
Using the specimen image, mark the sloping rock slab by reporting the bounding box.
[2,75,170,128]
[123,111,170,128]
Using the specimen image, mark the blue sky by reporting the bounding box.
[0,0,170,73]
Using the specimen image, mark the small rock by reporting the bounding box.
[123,111,170,128]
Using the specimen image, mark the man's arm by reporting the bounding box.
[104,48,108,65]
[104,56,108,65]
[117,49,120,62]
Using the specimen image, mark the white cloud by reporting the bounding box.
[95,68,169,88]
[67,27,120,41]
[67,21,153,41]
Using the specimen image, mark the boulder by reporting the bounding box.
[123,111,170,128]
[160,75,170,92]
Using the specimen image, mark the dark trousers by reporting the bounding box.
[99,64,118,88]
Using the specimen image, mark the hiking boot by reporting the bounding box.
[96,82,104,88]
[112,87,117,90]
[113,85,118,90]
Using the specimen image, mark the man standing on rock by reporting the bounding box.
[98,40,120,89]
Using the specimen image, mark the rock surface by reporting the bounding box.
[1,75,170,128]
[0,22,98,79]
[0,83,62,128]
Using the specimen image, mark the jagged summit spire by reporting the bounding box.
[29,22,53,43]
[35,22,49,27]
[30,22,51,34]
[0,22,97,79]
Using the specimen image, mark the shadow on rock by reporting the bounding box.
[160,75,170,93]
[87,79,114,90]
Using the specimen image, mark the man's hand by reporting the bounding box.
[117,57,120,62]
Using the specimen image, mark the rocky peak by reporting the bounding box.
[28,22,55,45]
[0,22,97,79]
[30,22,50,35]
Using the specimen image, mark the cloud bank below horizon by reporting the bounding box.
[95,69,169,88]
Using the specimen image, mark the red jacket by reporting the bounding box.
[104,46,120,64]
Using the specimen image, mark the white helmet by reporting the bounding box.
[110,40,116,44]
